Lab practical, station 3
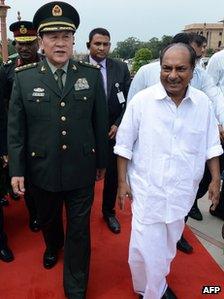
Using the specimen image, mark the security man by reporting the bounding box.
[8,2,108,299]
[86,28,131,234]
[0,20,42,231]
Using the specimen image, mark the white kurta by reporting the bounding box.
[115,83,223,299]
[115,83,223,225]
[206,49,224,96]
[127,61,224,126]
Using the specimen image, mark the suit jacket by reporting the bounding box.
[8,59,108,192]
[86,56,131,127]
[106,58,131,127]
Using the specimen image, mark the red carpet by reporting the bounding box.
[0,181,223,299]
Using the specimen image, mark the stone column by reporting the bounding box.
[0,0,10,62]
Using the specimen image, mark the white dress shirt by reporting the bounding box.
[206,49,224,96]
[115,83,222,224]
[128,60,224,125]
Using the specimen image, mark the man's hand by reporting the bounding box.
[0,155,8,168]
[108,125,118,139]
[218,125,224,142]
[208,179,220,209]
[96,168,106,181]
[117,181,132,211]
[11,176,25,196]
[2,155,8,168]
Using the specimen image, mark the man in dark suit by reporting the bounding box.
[0,86,14,262]
[0,20,41,232]
[86,28,131,234]
[8,2,108,299]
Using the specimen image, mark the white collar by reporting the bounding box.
[89,56,106,68]
[154,82,197,105]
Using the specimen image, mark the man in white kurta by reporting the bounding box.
[206,49,224,96]
[114,44,222,299]
[127,33,224,254]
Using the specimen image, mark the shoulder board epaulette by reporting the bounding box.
[15,62,38,72]
[78,61,100,69]
[3,59,13,66]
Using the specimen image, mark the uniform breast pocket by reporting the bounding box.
[25,94,51,120]
[72,90,93,119]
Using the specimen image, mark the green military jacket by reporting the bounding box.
[8,59,108,192]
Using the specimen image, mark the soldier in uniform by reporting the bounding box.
[8,2,108,299]
[0,85,14,262]
[0,20,41,231]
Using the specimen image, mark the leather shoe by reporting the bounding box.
[0,246,14,262]
[43,248,58,269]
[209,204,224,221]
[29,218,40,232]
[177,236,193,254]
[104,215,120,234]
[188,206,203,221]
[161,286,177,299]
[0,197,9,206]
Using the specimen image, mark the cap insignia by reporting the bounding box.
[52,5,62,17]
[20,25,27,35]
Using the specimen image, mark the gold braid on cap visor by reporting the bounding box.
[15,36,37,42]
[38,21,76,33]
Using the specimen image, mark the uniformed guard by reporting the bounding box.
[1,21,41,109]
[0,20,41,232]
[0,84,14,263]
[8,2,108,299]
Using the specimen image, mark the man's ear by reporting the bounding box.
[38,36,43,51]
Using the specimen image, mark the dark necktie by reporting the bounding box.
[55,69,65,92]
[97,63,107,96]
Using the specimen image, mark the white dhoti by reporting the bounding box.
[128,217,185,299]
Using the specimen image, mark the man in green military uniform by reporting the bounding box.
[8,2,108,298]
[0,84,14,262]
[0,20,41,111]
[0,20,41,232]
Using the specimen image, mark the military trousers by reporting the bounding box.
[102,139,118,216]
[0,205,7,248]
[30,184,94,299]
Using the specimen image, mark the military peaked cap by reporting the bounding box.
[9,21,37,43]
[33,1,80,34]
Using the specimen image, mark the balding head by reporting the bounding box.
[160,43,196,69]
